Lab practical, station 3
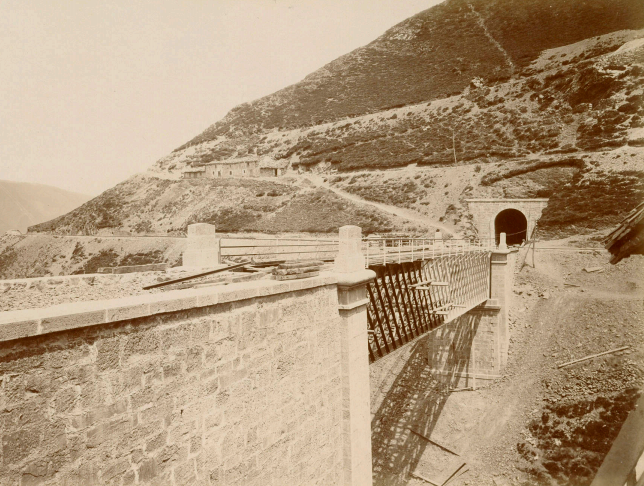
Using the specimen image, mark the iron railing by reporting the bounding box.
[366,251,491,362]
[362,237,495,267]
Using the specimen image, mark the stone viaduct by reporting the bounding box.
[0,225,514,486]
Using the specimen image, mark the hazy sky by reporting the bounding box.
[0,0,439,196]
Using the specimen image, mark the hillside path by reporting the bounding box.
[304,175,458,235]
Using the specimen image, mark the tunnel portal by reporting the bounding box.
[495,209,527,245]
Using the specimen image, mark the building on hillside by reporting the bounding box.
[181,156,259,179]
[181,167,206,179]
[258,157,288,177]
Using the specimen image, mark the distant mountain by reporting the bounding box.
[0,180,90,234]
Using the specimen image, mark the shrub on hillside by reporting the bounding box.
[537,170,644,238]
[74,249,120,274]
[481,158,584,185]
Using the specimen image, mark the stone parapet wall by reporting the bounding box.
[0,273,123,293]
[98,263,169,274]
[0,275,345,485]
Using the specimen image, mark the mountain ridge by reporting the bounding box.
[0,180,90,234]
[176,0,644,148]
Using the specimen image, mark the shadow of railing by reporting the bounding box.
[371,312,481,486]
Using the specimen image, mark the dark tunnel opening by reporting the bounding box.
[495,209,528,246]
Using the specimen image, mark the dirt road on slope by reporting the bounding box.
[304,175,458,235]
[371,239,643,486]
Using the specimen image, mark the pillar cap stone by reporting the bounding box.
[335,225,365,273]
[336,269,376,288]
[498,232,508,251]
[187,223,217,236]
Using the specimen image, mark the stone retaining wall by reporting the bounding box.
[0,273,122,292]
[98,263,169,274]
[0,275,345,485]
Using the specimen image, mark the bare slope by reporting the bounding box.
[0,180,90,234]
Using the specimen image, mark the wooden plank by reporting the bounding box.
[372,270,397,349]
[278,260,324,269]
[394,264,417,339]
[410,261,431,334]
[274,271,319,281]
[409,428,460,456]
[443,467,469,486]
[420,262,440,330]
[274,265,320,275]
[557,346,629,369]
[142,261,248,290]
[401,262,423,337]
[366,309,377,363]
[367,283,388,358]
[386,264,410,345]
[412,282,449,289]
[379,267,404,348]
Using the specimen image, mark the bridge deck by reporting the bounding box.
[365,250,491,363]
[218,235,493,363]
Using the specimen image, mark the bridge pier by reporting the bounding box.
[425,248,511,386]
[335,226,375,486]
[182,223,221,268]
[490,248,511,368]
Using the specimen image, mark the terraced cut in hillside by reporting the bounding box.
[29,175,415,236]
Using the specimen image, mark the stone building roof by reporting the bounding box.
[258,157,288,169]
[181,166,206,173]
[205,156,258,165]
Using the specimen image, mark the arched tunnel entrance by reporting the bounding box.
[495,209,527,245]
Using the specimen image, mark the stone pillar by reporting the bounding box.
[434,230,443,249]
[490,249,511,368]
[498,232,507,250]
[182,223,221,269]
[334,226,375,486]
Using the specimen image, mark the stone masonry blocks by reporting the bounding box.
[335,225,365,273]
[0,280,344,485]
[183,222,220,268]
[466,199,549,243]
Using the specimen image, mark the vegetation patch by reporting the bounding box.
[537,170,644,238]
[74,249,120,274]
[332,176,425,209]
[481,158,585,185]
[0,248,18,278]
[518,388,640,486]
[261,189,398,234]
[119,250,165,266]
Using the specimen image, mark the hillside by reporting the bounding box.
[28,175,414,236]
[31,0,644,241]
[174,0,644,145]
[0,180,90,234]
